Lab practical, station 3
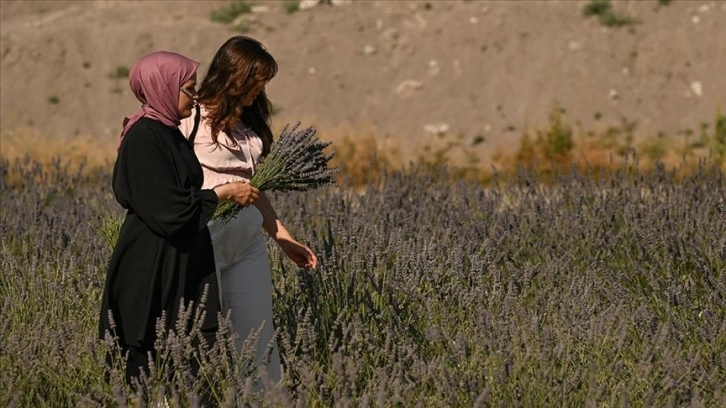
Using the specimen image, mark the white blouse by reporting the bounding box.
[179,105,263,190]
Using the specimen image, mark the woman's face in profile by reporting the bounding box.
[178,73,198,118]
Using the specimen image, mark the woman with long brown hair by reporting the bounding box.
[179,36,317,387]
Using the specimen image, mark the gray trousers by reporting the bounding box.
[208,206,282,385]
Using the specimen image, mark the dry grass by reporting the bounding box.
[3,115,724,188]
[1,126,116,172]
[499,109,726,181]
[315,122,400,186]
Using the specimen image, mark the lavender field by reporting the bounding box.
[1,158,724,407]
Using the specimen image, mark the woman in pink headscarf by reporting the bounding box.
[98,51,259,387]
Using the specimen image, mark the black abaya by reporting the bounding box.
[99,118,221,349]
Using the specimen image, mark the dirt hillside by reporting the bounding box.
[1,0,725,167]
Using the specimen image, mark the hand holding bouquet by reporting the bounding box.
[213,123,338,224]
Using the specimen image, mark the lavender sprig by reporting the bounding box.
[213,123,338,224]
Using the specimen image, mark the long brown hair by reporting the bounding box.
[197,36,278,156]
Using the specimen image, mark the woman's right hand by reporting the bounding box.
[214,181,260,207]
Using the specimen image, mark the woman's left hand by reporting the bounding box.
[278,239,318,269]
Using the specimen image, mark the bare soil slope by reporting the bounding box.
[1,0,725,166]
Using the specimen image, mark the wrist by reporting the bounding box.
[213,184,231,201]
[274,232,295,245]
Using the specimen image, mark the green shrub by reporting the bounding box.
[283,1,299,14]
[210,0,252,24]
[583,0,610,17]
[471,134,486,146]
[712,111,726,163]
[640,135,667,162]
[583,0,639,27]
[515,105,574,165]
[108,65,130,79]
[600,12,638,27]
[541,107,574,161]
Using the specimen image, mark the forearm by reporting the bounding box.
[253,192,295,242]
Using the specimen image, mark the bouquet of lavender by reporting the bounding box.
[213,123,338,224]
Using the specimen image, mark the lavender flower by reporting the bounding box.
[213,123,338,223]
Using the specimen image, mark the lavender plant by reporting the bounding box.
[1,156,724,406]
[214,123,338,224]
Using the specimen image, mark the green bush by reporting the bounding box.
[712,111,726,163]
[108,65,130,79]
[515,105,574,165]
[283,1,299,14]
[210,0,252,24]
[583,0,639,27]
[583,0,610,17]
[541,107,574,161]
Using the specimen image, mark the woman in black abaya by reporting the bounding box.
[98,51,260,386]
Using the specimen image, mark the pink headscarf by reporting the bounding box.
[118,51,199,147]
